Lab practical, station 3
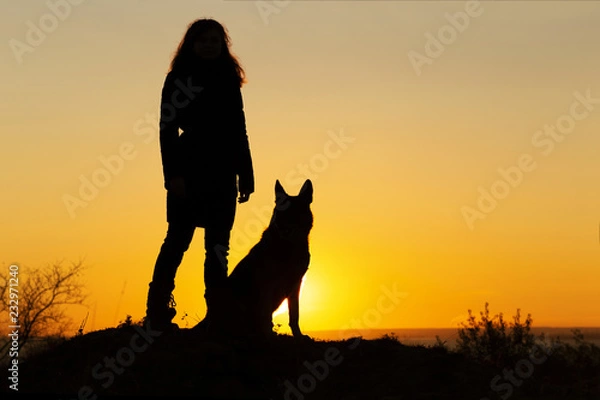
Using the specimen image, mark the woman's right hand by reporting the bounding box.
[168,176,186,198]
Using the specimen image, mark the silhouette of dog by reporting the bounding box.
[196,179,313,339]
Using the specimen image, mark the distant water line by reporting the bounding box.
[305,327,600,348]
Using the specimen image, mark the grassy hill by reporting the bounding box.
[4,323,599,400]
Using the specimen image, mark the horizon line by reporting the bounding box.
[304,326,600,332]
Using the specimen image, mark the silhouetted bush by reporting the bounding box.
[540,329,600,393]
[0,260,88,363]
[116,314,143,328]
[454,303,600,398]
[455,302,540,367]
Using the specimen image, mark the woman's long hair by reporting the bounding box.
[169,18,246,87]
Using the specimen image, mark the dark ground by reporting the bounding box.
[4,325,600,400]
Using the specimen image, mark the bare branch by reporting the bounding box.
[0,260,89,361]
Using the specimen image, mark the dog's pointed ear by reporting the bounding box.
[275,180,289,207]
[299,179,313,203]
[275,180,287,198]
[275,180,290,209]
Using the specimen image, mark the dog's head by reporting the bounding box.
[270,179,313,239]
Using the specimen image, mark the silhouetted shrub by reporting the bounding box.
[116,314,143,328]
[431,335,450,353]
[455,302,539,367]
[379,332,401,344]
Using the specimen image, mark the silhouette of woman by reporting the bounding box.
[145,18,254,331]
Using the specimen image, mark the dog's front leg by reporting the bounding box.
[288,280,306,338]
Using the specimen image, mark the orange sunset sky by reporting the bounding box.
[1,1,599,336]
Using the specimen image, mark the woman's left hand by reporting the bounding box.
[238,191,251,203]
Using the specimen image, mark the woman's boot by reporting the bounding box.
[144,281,178,332]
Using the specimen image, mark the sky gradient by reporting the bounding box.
[2,0,599,336]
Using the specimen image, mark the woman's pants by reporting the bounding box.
[151,221,232,291]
